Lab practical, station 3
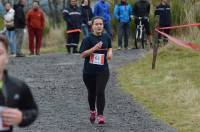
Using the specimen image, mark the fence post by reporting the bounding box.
[152,33,159,70]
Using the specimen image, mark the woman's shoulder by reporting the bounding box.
[82,34,92,42]
[102,33,111,39]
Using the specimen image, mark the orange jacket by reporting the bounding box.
[26,8,45,29]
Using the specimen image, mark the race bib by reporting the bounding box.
[0,106,9,131]
[90,53,105,65]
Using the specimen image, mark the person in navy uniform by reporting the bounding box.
[63,0,82,53]
[155,0,171,43]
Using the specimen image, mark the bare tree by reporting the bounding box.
[48,0,63,28]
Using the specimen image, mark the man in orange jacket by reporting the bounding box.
[26,1,45,55]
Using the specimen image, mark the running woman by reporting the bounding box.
[80,16,112,124]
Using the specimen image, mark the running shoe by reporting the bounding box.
[97,115,105,124]
[89,111,96,124]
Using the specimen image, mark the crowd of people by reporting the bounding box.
[0,0,171,56]
[64,0,171,53]
[2,0,45,57]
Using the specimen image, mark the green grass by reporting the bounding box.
[117,43,200,132]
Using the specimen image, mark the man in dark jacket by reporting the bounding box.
[14,0,26,57]
[80,0,93,37]
[0,34,38,131]
[133,0,152,47]
[63,0,82,54]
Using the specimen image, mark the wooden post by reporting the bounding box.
[152,34,159,70]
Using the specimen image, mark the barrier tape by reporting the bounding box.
[66,29,81,33]
[155,23,200,51]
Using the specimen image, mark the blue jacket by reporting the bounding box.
[94,1,111,23]
[114,3,132,23]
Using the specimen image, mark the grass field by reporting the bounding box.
[117,40,200,132]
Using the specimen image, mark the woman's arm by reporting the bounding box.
[107,48,112,62]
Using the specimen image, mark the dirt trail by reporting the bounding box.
[7,49,176,132]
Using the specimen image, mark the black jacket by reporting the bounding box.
[1,70,38,132]
[14,4,26,28]
[155,4,171,26]
[63,5,82,30]
[80,5,93,25]
[133,0,150,17]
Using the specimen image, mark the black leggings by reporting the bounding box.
[83,71,109,115]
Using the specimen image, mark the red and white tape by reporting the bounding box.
[155,23,200,51]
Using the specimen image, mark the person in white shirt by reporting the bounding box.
[4,2,16,56]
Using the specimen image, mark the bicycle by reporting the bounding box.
[134,16,149,49]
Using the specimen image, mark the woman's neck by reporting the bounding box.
[93,32,102,36]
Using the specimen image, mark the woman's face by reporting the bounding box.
[83,0,88,5]
[0,42,8,72]
[92,19,104,34]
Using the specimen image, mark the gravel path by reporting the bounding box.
[6,49,176,132]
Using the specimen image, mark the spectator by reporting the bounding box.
[0,34,38,132]
[4,2,16,56]
[14,0,26,57]
[94,0,112,38]
[63,0,82,54]
[114,0,132,50]
[155,0,171,43]
[80,0,93,37]
[133,0,152,47]
[26,1,45,55]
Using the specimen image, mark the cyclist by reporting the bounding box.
[133,0,152,47]
[114,0,132,50]
[155,0,171,43]
[80,16,112,124]
[0,35,38,132]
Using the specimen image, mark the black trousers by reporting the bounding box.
[158,25,170,40]
[83,71,109,115]
[66,32,80,53]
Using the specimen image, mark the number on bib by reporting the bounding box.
[89,53,105,65]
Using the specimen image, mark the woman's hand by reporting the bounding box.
[92,41,103,52]
[2,108,23,126]
[107,48,112,62]
[88,21,92,26]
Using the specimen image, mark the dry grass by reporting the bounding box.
[22,27,66,54]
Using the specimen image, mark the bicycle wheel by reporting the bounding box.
[134,30,139,49]
[141,31,145,49]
